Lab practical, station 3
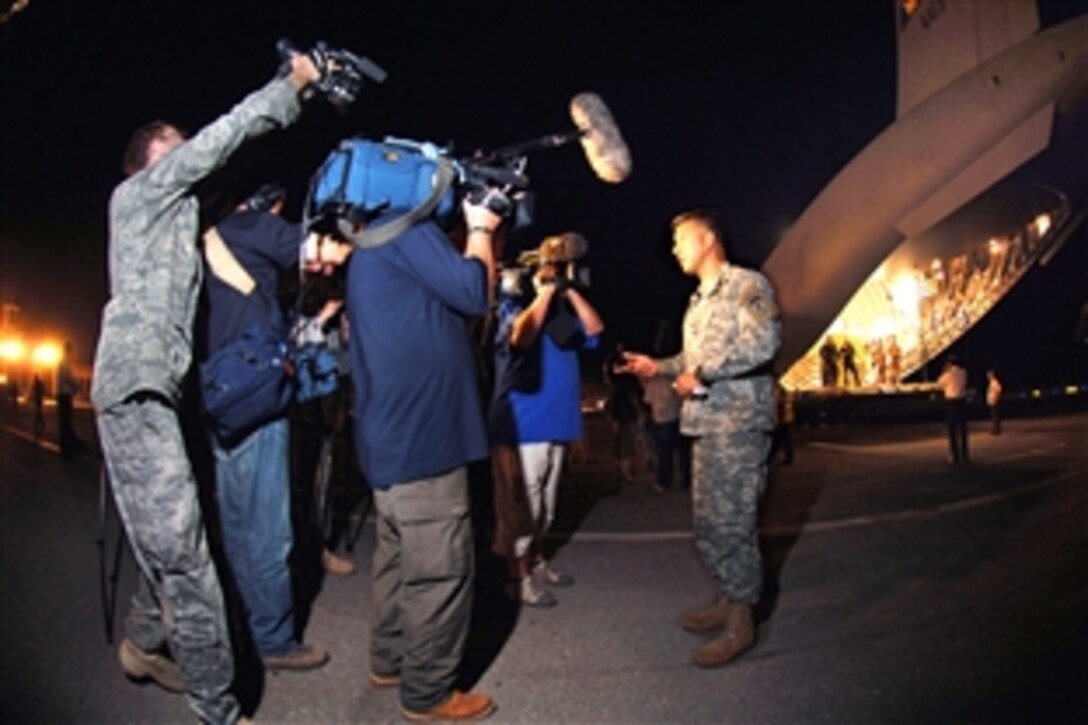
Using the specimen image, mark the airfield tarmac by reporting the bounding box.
[1,403,1085,723]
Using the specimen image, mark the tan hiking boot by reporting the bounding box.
[118,638,185,693]
[680,597,730,633]
[692,603,755,668]
[402,690,497,721]
[322,548,356,576]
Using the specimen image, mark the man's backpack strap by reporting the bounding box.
[202,226,256,296]
[340,157,458,249]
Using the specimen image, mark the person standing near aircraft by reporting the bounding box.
[618,209,780,669]
[937,355,969,463]
[819,337,839,388]
[986,368,1003,436]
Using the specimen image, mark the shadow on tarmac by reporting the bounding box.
[757,457,828,626]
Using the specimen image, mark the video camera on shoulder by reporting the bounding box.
[304,136,533,249]
[499,232,591,303]
[301,91,630,251]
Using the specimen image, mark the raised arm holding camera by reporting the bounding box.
[91,51,334,725]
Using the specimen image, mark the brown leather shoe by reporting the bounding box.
[680,598,730,633]
[692,603,755,668]
[118,638,185,693]
[261,643,329,672]
[402,690,497,721]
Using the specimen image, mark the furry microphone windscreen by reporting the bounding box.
[569,93,632,184]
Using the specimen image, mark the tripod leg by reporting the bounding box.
[344,485,372,554]
[97,466,127,645]
[314,436,336,544]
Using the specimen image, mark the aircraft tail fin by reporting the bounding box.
[896,0,1039,118]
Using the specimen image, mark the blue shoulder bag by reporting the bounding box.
[200,322,296,446]
[199,225,300,446]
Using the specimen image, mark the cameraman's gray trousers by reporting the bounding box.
[370,468,474,712]
[97,394,239,724]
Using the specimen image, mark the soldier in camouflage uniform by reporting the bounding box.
[91,54,320,724]
[618,209,780,669]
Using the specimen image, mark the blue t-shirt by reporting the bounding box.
[489,293,598,445]
[346,220,490,488]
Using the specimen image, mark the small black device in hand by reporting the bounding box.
[277,38,387,110]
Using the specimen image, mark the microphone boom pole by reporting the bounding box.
[470,92,631,185]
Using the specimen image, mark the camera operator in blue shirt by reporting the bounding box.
[489,233,603,607]
[335,197,501,721]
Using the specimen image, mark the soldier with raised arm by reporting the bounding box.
[91,54,320,724]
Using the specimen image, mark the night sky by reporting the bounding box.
[2,0,1085,389]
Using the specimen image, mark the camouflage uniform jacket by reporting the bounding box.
[91,79,301,411]
[658,263,780,436]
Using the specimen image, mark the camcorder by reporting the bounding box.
[496,231,593,351]
[501,231,591,300]
[276,38,387,111]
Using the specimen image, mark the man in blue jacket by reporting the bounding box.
[344,200,501,721]
[201,185,328,672]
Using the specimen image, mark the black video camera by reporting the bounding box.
[277,38,387,111]
[457,149,535,228]
[500,232,590,300]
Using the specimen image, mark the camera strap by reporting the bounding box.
[202,225,313,345]
[339,157,457,249]
[203,226,256,296]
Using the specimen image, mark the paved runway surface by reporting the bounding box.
[2,404,1085,723]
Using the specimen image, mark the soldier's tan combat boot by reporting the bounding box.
[118,638,185,693]
[680,597,731,633]
[692,602,755,668]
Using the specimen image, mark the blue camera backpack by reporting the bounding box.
[309,138,457,247]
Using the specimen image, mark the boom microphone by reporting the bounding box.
[304,93,632,244]
[569,93,632,184]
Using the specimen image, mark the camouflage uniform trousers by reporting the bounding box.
[97,394,239,724]
[690,429,771,606]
